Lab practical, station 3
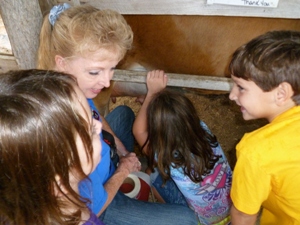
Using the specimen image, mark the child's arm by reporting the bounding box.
[230,205,259,225]
[132,70,168,154]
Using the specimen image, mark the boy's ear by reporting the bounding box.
[275,82,294,106]
[54,55,66,71]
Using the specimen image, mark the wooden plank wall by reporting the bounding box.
[86,0,300,18]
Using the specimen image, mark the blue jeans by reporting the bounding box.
[105,105,135,152]
[99,191,198,225]
[150,168,188,206]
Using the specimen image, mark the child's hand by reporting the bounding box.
[146,70,168,95]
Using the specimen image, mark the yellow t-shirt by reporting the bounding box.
[231,106,300,224]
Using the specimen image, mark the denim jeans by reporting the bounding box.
[99,191,198,225]
[150,168,188,206]
[105,105,135,152]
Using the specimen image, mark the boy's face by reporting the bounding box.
[229,75,278,122]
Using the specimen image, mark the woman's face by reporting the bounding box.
[56,49,121,99]
[74,85,102,175]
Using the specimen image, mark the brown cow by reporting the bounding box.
[94,15,300,113]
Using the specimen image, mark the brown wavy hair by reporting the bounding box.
[144,89,220,184]
[0,69,93,224]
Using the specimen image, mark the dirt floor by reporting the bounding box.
[109,88,268,170]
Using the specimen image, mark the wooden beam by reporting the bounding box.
[113,69,232,91]
[38,0,57,14]
[87,0,300,19]
[0,55,18,73]
[0,0,42,69]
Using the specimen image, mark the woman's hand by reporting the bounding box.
[116,153,141,176]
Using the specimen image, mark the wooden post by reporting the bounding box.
[38,0,57,14]
[0,0,42,69]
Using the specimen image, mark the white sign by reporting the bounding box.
[207,0,279,8]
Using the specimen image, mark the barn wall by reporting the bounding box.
[86,0,300,18]
[0,0,299,89]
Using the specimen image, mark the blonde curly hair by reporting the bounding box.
[37,5,133,69]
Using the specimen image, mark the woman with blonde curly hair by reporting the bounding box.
[37,4,197,225]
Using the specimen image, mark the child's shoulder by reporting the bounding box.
[199,120,211,134]
[239,106,300,152]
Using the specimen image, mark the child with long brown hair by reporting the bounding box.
[0,69,104,225]
[133,70,232,225]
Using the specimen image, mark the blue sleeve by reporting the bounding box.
[79,165,108,214]
[79,133,115,214]
[80,99,115,214]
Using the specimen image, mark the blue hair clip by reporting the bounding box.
[49,3,71,26]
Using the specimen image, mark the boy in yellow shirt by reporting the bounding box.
[229,30,300,224]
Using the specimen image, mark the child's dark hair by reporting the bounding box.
[0,69,93,225]
[229,30,300,105]
[143,89,220,184]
